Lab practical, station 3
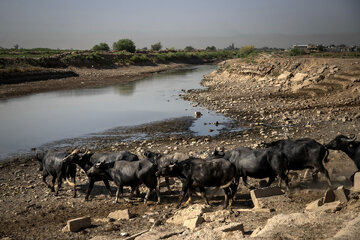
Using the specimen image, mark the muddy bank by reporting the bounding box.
[1,55,360,239]
[0,63,188,99]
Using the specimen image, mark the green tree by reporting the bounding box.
[184,46,195,51]
[113,39,136,53]
[206,46,216,51]
[92,42,110,51]
[289,48,306,56]
[151,42,162,51]
[317,44,324,52]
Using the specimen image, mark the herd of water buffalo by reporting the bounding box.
[35,134,360,208]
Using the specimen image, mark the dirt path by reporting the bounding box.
[1,56,360,239]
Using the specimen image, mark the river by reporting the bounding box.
[0,65,232,159]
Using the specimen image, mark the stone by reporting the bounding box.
[183,216,204,230]
[258,180,268,188]
[202,210,230,222]
[306,200,342,213]
[305,198,323,211]
[323,189,336,203]
[250,187,285,209]
[277,71,293,81]
[67,216,91,232]
[166,204,209,225]
[334,186,349,203]
[292,73,307,83]
[215,222,244,233]
[108,209,131,220]
[194,112,202,118]
[250,186,284,199]
[353,172,360,191]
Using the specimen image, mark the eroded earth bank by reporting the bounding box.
[1,55,360,239]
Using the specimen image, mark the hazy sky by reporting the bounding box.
[0,0,359,49]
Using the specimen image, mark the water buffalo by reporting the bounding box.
[36,150,77,197]
[63,150,139,200]
[87,159,160,204]
[213,147,289,189]
[326,135,360,179]
[143,151,188,191]
[262,138,331,186]
[168,157,237,209]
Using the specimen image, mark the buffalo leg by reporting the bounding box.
[199,187,210,205]
[317,165,332,186]
[103,179,113,197]
[42,171,53,190]
[242,176,255,189]
[85,178,95,201]
[51,176,56,192]
[177,182,189,208]
[72,178,77,198]
[223,187,231,209]
[55,176,62,196]
[144,187,152,204]
[266,175,276,187]
[114,185,124,203]
[165,177,171,192]
[229,181,238,203]
[184,187,193,205]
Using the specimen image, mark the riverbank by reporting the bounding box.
[1,55,360,239]
[0,63,189,99]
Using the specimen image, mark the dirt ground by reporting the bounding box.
[1,56,360,239]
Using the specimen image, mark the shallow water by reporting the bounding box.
[0,65,232,159]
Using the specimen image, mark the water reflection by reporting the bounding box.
[113,82,136,96]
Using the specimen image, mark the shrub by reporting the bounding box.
[237,45,255,58]
[130,54,151,64]
[92,43,110,51]
[151,42,162,51]
[289,48,306,56]
[206,46,216,51]
[113,39,136,53]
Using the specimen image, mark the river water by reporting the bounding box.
[0,65,232,159]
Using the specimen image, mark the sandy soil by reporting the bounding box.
[1,57,360,239]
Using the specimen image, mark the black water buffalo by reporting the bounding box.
[36,150,77,197]
[143,151,188,191]
[262,138,331,186]
[63,150,139,200]
[326,135,360,178]
[87,159,160,204]
[168,157,237,209]
[213,147,289,189]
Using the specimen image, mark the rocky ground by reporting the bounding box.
[1,55,360,239]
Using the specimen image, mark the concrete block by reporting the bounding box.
[353,172,360,191]
[183,216,204,230]
[67,216,91,232]
[203,210,230,222]
[306,201,342,213]
[334,186,349,203]
[250,187,284,199]
[108,209,131,220]
[216,222,244,233]
[323,189,336,203]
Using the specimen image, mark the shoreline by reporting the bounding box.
[0,63,189,99]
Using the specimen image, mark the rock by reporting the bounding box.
[292,73,307,83]
[108,209,131,220]
[250,227,262,237]
[258,180,268,188]
[67,216,91,232]
[305,198,323,211]
[135,225,184,240]
[194,112,202,118]
[166,204,209,225]
[183,216,204,230]
[126,229,150,240]
[215,222,244,233]
[353,172,360,191]
[323,189,335,203]
[332,216,360,239]
[202,210,230,222]
[334,186,349,203]
[306,200,342,213]
[277,71,293,81]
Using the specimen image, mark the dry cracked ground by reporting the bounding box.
[1,55,360,239]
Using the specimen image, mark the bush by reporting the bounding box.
[184,46,195,51]
[130,54,151,64]
[113,39,136,53]
[237,45,255,58]
[206,46,216,51]
[151,42,162,51]
[92,43,110,51]
[289,48,306,56]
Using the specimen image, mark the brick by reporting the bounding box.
[323,189,335,203]
[216,222,244,233]
[67,216,91,232]
[353,172,360,191]
[108,209,131,220]
[334,186,349,203]
[183,216,204,230]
